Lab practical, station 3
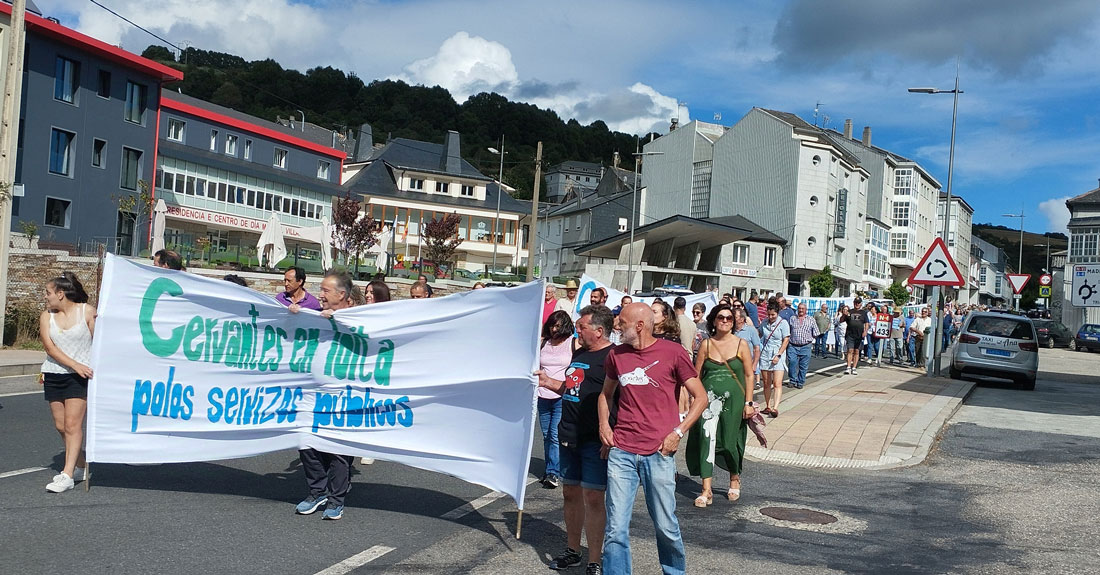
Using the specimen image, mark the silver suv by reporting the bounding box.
[950,312,1039,390]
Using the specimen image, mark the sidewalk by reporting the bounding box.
[748,358,974,470]
[0,349,46,395]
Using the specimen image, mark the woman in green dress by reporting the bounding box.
[687,303,757,507]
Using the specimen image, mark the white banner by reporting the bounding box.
[576,274,719,316]
[87,255,541,508]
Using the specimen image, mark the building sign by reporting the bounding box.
[166,205,305,238]
[721,266,758,278]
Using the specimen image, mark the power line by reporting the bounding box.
[87,0,179,52]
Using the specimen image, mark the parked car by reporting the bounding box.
[1032,319,1073,348]
[950,311,1039,390]
[1071,324,1100,352]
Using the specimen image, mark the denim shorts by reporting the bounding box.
[560,441,608,490]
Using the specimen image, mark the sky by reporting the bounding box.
[35,0,1100,235]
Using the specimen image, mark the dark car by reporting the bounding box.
[1071,324,1100,352]
[1033,319,1072,348]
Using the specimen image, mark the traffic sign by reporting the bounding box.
[1039,273,1052,286]
[907,237,965,286]
[1071,265,1100,306]
[1039,285,1052,298]
[1006,273,1030,294]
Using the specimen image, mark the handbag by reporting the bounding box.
[711,339,768,448]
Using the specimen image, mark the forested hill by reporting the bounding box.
[142,45,652,199]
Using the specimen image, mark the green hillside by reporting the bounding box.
[973,223,1066,308]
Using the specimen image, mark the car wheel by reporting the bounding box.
[1047,337,1055,349]
[949,366,962,380]
[1018,376,1036,391]
[1069,339,1079,351]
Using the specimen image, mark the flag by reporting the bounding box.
[401,213,410,242]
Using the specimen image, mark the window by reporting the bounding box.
[49,129,75,176]
[210,130,218,151]
[185,176,195,195]
[764,247,776,268]
[461,185,474,196]
[409,177,423,190]
[894,168,913,195]
[124,81,146,124]
[117,211,136,255]
[273,148,288,169]
[45,197,71,228]
[244,139,252,160]
[979,266,987,285]
[892,201,910,228]
[97,70,111,99]
[120,147,142,190]
[167,119,185,142]
[54,57,79,103]
[833,247,844,269]
[247,189,255,206]
[91,139,106,168]
[435,181,448,193]
[690,159,712,218]
[732,244,750,265]
[225,134,238,156]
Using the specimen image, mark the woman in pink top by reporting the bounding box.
[538,310,574,488]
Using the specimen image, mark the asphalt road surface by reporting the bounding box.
[3,349,1096,574]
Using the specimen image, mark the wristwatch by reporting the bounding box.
[673,427,684,438]
[745,401,756,407]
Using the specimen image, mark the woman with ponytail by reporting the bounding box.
[39,272,95,493]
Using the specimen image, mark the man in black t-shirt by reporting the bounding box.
[844,298,869,375]
[538,305,613,574]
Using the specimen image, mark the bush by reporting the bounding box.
[4,302,42,348]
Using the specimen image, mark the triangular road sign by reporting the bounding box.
[1006,273,1030,294]
[907,237,965,286]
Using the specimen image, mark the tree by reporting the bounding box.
[808,265,836,297]
[111,180,155,255]
[422,214,463,277]
[141,45,174,62]
[330,189,376,272]
[885,281,911,307]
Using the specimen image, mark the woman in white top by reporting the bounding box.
[39,272,95,493]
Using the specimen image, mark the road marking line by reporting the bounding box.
[0,390,42,398]
[313,545,396,575]
[0,467,47,479]
[441,478,539,520]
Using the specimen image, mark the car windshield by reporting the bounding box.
[968,316,1033,340]
[1033,320,1052,329]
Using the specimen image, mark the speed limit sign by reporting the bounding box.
[1039,273,1052,286]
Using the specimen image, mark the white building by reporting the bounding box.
[937,193,974,302]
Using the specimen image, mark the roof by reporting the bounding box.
[158,140,345,196]
[575,214,785,259]
[345,155,528,215]
[1067,216,1100,227]
[372,138,491,181]
[1067,186,1100,206]
[757,108,863,167]
[161,92,346,160]
[548,166,639,217]
[547,188,634,218]
[938,192,975,214]
[703,215,788,243]
[547,160,603,175]
[2,3,183,82]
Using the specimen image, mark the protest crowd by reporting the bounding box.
[35,250,983,574]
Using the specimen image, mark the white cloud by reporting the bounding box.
[397,32,518,103]
[1038,196,1072,234]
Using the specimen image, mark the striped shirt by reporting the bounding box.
[788,314,821,346]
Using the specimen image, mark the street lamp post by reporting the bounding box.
[1003,210,1025,310]
[488,136,506,280]
[909,64,962,377]
[627,142,663,293]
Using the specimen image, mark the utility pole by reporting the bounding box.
[0,0,27,346]
[525,142,542,283]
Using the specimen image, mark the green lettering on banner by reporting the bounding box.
[139,278,184,357]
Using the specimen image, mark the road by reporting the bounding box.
[2,349,1097,574]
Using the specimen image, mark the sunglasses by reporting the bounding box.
[716,314,734,322]
[732,303,744,308]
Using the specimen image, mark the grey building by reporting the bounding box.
[543,160,603,204]
[9,6,183,254]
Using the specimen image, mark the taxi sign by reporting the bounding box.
[907,237,965,287]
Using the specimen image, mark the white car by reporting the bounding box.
[950,311,1039,390]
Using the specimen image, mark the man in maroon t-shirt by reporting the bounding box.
[598,303,707,575]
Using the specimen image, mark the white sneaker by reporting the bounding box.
[46,472,75,493]
[844,367,850,375]
[360,458,375,465]
[851,368,858,376]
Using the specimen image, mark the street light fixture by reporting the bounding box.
[908,62,962,377]
[627,143,663,292]
[488,137,507,280]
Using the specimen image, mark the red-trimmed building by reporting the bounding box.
[4,1,182,254]
[155,92,347,267]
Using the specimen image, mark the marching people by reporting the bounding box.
[904,309,917,366]
[544,283,559,324]
[538,305,615,575]
[613,295,632,317]
[409,283,429,299]
[416,274,434,298]
[845,299,868,375]
[40,272,95,493]
[910,307,932,368]
[813,303,831,358]
[833,305,849,360]
[152,249,184,271]
[732,303,762,392]
[289,270,357,520]
[686,303,756,508]
[745,292,761,329]
[538,310,575,490]
[650,301,681,345]
[692,302,707,331]
[889,308,906,365]
[365,280,392,304]
[278,266,322,311]
[590,287,609,307]
[785,303,819,389]
[599,303,707,575]
[673,297,697,357]
[758,302,790,417]
[776,293,795,323]
[556,279,581,317]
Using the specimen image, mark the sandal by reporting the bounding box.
[727,488,741,502]
[693,493,713,508]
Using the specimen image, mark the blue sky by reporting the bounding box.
[37,0,1100,234]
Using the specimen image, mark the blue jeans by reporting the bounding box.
[537,397,562,477]
[813,333,827,357]
[603,448,685,575]
[786,343,811,387]
[907,338,917,365]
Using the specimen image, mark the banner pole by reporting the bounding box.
[84,462,91,492]
[516,508,523,539]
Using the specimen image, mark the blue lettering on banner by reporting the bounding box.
[311,386,414,432]
[130,366,194,432]
[206,385,302,425]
